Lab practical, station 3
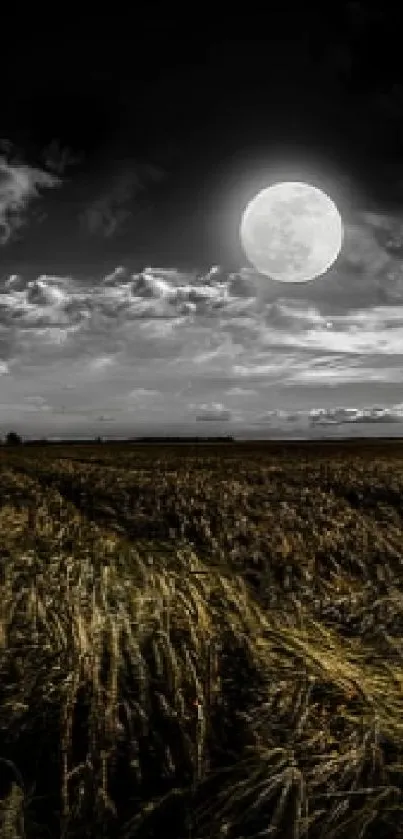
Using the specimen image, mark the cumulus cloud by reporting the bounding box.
[80,161,165,238]
[309,405,403,425]
[0,267,402,361]
[0,153,61,245]
[0,260,403,438]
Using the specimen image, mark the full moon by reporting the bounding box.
[240,181,343,283]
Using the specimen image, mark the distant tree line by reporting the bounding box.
[1,433,235,446]
[1,431,23,446]
[131,436,235,443]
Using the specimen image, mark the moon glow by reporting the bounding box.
[240,181,343,283]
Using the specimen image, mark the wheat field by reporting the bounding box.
[1,439,403,839]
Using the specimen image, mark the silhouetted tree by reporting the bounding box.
[5,431,22,446]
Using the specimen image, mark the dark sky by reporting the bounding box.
[1,6,403,439]
[3,5,403,274]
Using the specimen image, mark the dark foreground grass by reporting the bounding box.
[1,440,403,838]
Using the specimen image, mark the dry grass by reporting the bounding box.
[0,440,403,838]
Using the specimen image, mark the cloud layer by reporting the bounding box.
[0,154,61,244]
[0,233,403,437]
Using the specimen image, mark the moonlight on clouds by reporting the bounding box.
[240,182,343,283]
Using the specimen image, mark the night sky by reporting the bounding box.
[1,6,403,439]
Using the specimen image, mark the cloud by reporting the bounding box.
[194,402,232,421]
[309,405,403,425]
[23,396,47,405]
[41,140,83,175]
[1,262,403,437]
[80,161,165,238]
[0,267,402,355]
[0,153,61,245]
[225,387,258,396]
